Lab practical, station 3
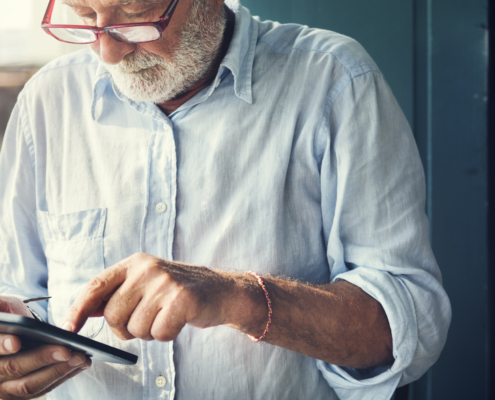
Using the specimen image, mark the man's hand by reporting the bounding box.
[62,253,234,342]
[0,296,91,400]
[62,253,393,369]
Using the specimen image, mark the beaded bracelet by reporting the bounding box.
[245,271,273,342]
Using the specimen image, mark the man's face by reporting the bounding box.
[64,0,226,102]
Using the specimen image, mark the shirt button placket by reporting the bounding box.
[144,123,176,398]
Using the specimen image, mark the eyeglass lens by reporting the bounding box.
[108,26,161,43]
[48,26,161,44]
[48,27,97,44]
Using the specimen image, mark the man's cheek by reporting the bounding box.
[89,42,100,57]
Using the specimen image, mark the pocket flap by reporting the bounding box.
[38,208,107,241]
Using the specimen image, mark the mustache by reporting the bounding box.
[104,49,167,73]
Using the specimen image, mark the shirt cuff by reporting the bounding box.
[316,360,401,400]
[316,267,418,399]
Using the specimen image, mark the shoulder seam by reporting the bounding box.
[313,69,382,162]
[257,39,378,78]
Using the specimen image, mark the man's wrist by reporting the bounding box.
[223,272,270,338]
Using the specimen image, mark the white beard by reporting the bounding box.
[103,1,226,103]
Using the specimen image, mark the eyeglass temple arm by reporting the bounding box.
[160,0,180,24]
[42,0,57,25]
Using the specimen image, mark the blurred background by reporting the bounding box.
[0,0,79,148]
[1,0,494,399]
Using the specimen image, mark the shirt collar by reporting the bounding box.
[220,0,257,104]
[91,64,111,121]
[91,0,257,120]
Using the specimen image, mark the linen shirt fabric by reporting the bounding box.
[0,0,451,399]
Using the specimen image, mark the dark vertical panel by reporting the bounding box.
[241,0,414,125]
[412,0,429,184]
[487,0,495,398]
[411,3,431,397]
[428,0,489,399]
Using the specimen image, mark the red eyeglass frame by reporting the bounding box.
[41,0,180,44]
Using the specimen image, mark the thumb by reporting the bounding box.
[0,296,35,317]
[0,297,12,313]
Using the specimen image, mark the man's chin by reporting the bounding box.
[107,73,174,104]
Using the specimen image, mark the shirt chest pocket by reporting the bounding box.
[38,208,107,338]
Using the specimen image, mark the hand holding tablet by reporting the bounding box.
[0,312,137,365]
[0,296,94,399]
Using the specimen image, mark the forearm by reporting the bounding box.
[225,274,394,369]
[62,254,394,369]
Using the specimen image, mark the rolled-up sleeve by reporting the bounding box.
[316,69,452,399]
[0,97,48,320]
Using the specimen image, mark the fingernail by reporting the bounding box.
[69,355,84,367]
[81,362,91,370]
[3,338,14,353]
[53,351,68,362]
[61,321,72,331]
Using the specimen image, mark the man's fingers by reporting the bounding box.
[89,300,109,318]
[0,352,88,398]
[0,335,21,356]
[102,278,147,341]
[36,358,92,398]
[62,261,129,332]
[126,299,161,341]
[150,307,186,342]
[0,298,12,314]
[103,282,137,341]
[0,345,71,382]
[0,296,33,318]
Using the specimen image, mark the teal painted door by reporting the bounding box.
[242,0,414,125]
[241,0,490,399]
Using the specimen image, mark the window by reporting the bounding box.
[0,0,79,67]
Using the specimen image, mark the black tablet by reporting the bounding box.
[0,312,138,365]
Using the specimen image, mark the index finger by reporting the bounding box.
[62,261,128,333]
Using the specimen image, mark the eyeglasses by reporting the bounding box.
[41,0,180,44]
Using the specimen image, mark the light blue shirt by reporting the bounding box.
[0,1,451,399]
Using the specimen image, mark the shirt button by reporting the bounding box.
[156,376,167,388]
[156,202,167,213]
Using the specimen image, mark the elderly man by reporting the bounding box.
[0,0,451,399]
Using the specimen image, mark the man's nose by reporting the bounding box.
[93,33,135,65]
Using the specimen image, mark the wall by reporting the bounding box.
[242,0,490,399]
[0,0,80,147]
[0,1,491,398]
[0,0,80,67]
